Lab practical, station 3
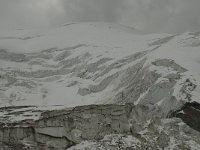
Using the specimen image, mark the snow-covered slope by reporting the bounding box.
[1,22,200,149]
[0,22,200,116]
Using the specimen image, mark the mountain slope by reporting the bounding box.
[0,22,200,149]
[0,23,200,115]
[0,23,200,112]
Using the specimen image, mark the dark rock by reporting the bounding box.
[170,101,200,132]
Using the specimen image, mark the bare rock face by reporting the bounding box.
[171,101,200,132]
[0,104,200,150]
[0,104,149,149]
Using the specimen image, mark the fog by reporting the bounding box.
[0,0,200,33]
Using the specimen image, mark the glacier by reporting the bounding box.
[0,22,200,149]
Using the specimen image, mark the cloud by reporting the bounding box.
[0,0,62,29]
[57,0,123,22]
[0,0,200,33]
[124,0,200,33]
[55,0,200,33]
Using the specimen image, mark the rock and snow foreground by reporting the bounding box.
[0,22,200,149]
[0,104,200,150]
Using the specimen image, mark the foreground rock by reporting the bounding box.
[0,104,200,150]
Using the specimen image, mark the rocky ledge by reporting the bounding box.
[0,104,200,150]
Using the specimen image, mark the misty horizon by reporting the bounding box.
[0,0,200,34]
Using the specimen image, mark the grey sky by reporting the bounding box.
[0,0,200,33]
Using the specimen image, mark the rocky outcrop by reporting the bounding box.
[0,104,148,149]
[0,104,200,150]
[171,101,200,132]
